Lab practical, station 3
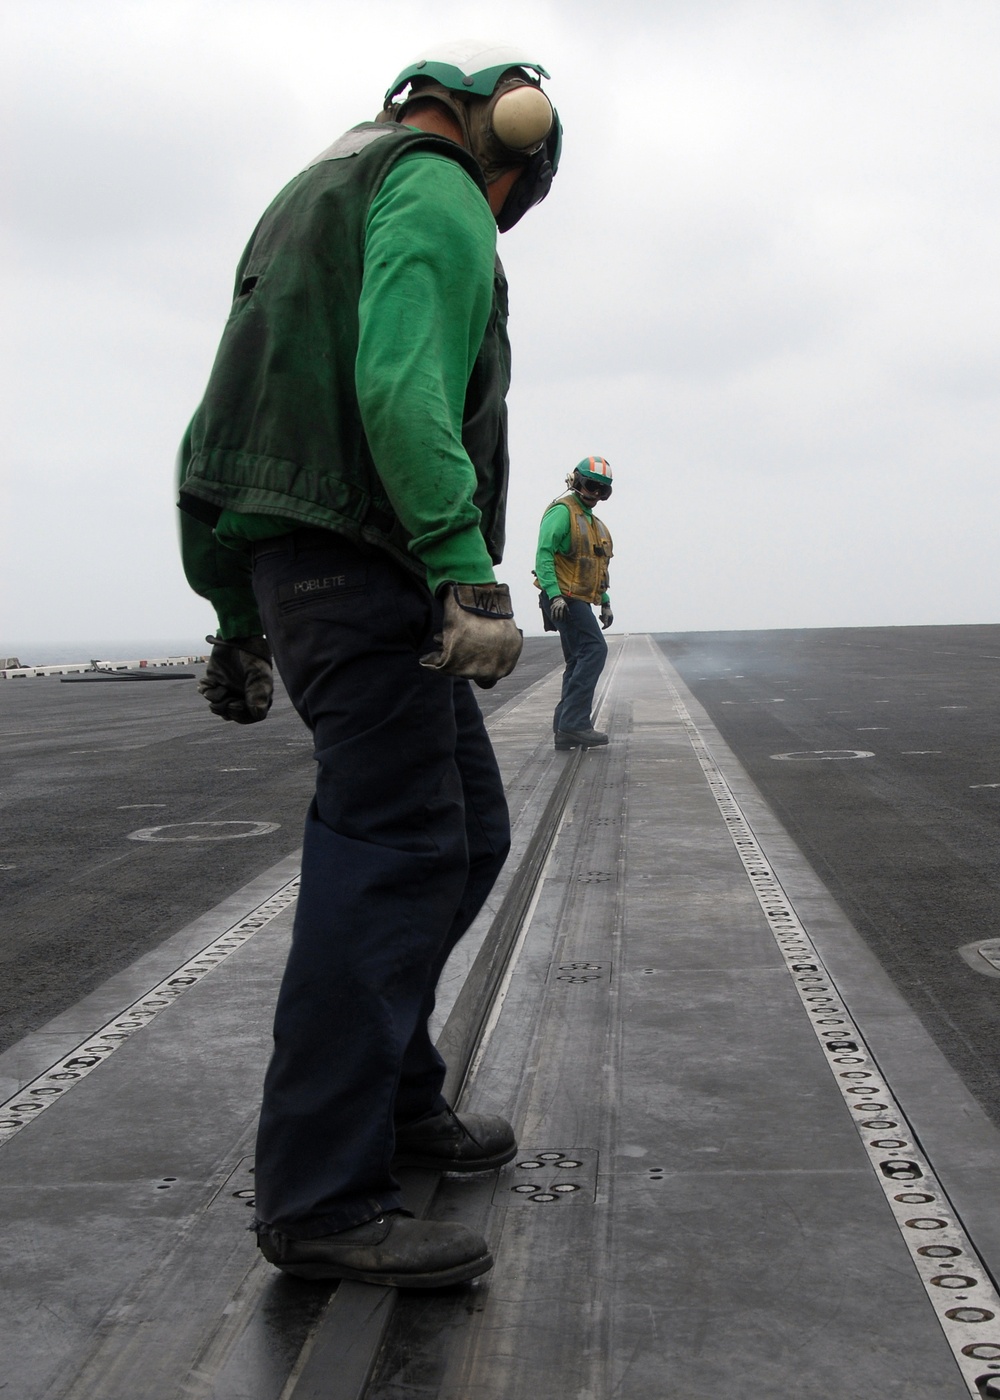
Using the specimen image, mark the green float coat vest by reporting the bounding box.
[548,493,614,603]
[177,123,511,577]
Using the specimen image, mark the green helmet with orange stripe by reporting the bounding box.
[570,455,613,500]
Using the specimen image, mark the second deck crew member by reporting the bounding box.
[535,455,615,749]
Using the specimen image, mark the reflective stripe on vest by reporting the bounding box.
[549,493,613,604]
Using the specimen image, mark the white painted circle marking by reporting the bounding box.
[127,821,279,842]
[958,940,1000,978]
[771,750,875,761]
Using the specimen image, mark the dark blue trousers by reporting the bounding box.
[539,594,608,733]
[250,532,510,1237]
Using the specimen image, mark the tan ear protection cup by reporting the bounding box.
[490,84,553,152]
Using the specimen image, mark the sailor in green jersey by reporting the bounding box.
[181,149,508,634]
[535,456,615,749]
[176,44,562,1289]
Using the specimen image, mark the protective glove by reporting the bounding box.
[549,595,569,623]
[420,583,523,690]
[198,635,273,724]
[600,602,614,630]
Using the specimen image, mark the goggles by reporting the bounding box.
[575,474,612,501]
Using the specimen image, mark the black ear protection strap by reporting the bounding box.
[496,111,560,231]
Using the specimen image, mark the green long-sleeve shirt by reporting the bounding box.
[535,501,611,605]
[198,146,501,636]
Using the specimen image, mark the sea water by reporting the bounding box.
[2,639,208,668]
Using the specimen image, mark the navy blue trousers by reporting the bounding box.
[250,532,510,1237]
[539,594,608,733]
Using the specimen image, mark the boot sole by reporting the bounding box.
[268,1249,494,1288]
[392,1143,518,1173]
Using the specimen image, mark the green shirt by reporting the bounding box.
[207,147,500,634]
[535,500,611,605]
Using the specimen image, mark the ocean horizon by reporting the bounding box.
[2,639,209,668]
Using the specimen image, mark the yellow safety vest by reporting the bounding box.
[549,493,613,604]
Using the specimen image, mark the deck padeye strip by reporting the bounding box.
[0,878,299,1147]
[650,641,1000,1399]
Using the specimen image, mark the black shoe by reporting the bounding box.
[554,727,609,750]
[256,1210,493,1287]
[393,1107,517,1172]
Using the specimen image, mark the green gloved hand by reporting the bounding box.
[549,595,569,623]
[420,583,523,690]
[600,603,614,630]
[199,635,273,724]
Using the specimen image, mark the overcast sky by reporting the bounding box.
[4,0,1000,653]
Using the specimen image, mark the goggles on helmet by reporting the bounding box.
[573,472,612,502]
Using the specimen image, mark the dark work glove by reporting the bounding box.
[420,583,523,690]
[549,595,569,623]
[198,635,273,724]
[600,603,614,630]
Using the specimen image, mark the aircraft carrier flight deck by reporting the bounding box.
[2,628,1000,1399]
